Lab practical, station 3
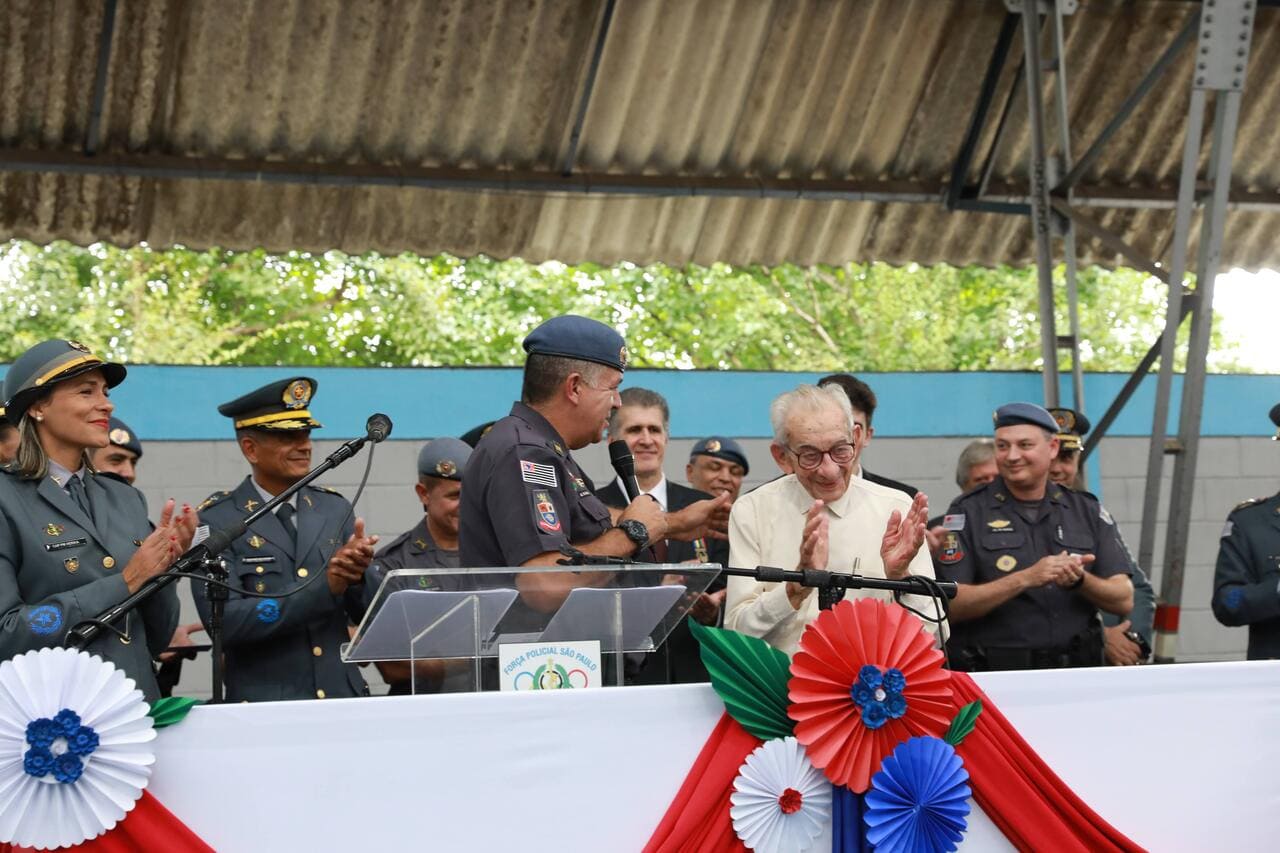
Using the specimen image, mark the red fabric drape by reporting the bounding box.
[1,791,214,853]
[951,672,1145,853]
[642,713,760,853]
[644,676,1147,853]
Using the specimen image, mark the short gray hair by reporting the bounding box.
[608,387,670,435]
[769,385,854,447]
[955,438,995,490]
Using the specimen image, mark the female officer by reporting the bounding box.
[0,339,197,700]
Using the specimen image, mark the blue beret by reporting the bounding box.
[690,436,750,475]
[218,377,322,431]
[523,315,628,372]
[993,402,1059,434]
[417,437,472,480]
[107,416,143,459]
[3,340,126,423]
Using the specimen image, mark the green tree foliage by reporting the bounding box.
[0,240,1242,371]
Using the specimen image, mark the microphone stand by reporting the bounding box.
[556,547,955,603]
[67,430,379,703]
[716,565,956,607]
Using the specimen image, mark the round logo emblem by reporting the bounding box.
[618,346,629,369]
[108,428,131,445]
[996,554,1018,572]
[705,439,722,453]
[435,459,457,477]
[283,379,312,409]
[65,340,91,354]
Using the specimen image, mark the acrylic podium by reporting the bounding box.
[343,564,723,692]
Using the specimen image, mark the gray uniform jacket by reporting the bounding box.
[0,468,178,701]
[1212,492,1280,659]
[363,518,461,607]
[195,476,367,702]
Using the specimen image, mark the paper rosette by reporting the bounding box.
[0,648,156,849]
[729,736,832,853]
[788,598,953,792]
[864,736,971,853]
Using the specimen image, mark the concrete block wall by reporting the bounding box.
[136,433,1279,698]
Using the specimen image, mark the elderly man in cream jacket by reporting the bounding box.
[725,385,937,655]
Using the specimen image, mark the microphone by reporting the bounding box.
[366,413,393,443]
[608,439,641,505]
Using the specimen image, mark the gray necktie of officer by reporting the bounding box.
[276,502,298,545]
[66,475,94,525]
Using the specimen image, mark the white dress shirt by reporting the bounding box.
[612,475,668,510]
[725,474,938,655]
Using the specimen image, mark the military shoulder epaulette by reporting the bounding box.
[312,485,342,495]
[1231,497,1267,513]
[197,490,232,511]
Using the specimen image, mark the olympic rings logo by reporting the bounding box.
[511,657,590,690]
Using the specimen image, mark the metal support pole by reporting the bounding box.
[1155,90,1243,662]
[1020,9,1060,407]
[1137,87,1204,579]
[1049,1,1087,438]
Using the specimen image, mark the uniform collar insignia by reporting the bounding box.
[414,538,428,550]
[244,498,260,512]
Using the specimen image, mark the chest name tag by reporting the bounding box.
[240,555,277,565]
[44,538,87,552]
[942,514,965,531]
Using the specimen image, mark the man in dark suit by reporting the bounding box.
[596,388,724,684]
[817,373,918,497]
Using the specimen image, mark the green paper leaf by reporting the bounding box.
[148,696,203,729]
[943,700,983,746]
[689,619,795,741]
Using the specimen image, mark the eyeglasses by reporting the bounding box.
[785,442,856,470]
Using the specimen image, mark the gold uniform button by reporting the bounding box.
[312,646,323,657]
[102,556,116,569]
[297,568,309,578]
[315,689,326,699]
[255,566,265,574]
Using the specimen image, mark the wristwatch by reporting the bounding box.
[617,519,649,550]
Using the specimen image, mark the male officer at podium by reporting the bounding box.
[196,377,378,701]
[459,315,726,617]
[1212,403,1280,659]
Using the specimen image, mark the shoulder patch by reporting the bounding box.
[1099,505,1114,526]
[1221,520,1234,539]
[197,491,231,511]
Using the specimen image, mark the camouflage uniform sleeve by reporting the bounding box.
[1212,509,1280,627]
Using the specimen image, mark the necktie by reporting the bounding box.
[66,476,94,524]
[276,503,297,545]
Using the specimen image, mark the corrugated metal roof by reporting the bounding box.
[1,0,1278,269]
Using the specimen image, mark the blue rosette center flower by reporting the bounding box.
[849,666,909,731]
[22,707,99,784]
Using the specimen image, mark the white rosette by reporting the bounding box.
[0,648,156,850]
[730,736,832,853]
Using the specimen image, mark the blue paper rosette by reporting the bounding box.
[863,736,971,853]
[0,648,157,849]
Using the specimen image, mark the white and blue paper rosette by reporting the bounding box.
[0,648,156,849]
[730,736,832,853]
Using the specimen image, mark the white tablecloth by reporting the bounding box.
[149,661,1280,852]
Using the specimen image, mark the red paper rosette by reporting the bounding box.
[787,598,953,792]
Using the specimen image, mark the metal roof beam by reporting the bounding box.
[5,150,1280,211]
[83,0,119,156]
[947,12,1019,210]
[559,0,617,176]
[1054,9,1199,194]
[1051,199,1169,284]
